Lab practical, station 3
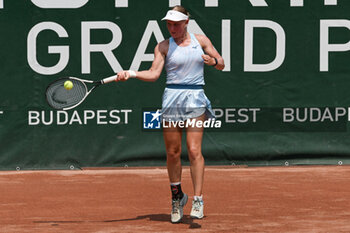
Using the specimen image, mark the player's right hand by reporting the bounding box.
[116,71,131,82]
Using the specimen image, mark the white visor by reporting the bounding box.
[161,10,189,21]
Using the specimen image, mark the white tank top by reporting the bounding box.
[165,33,205,85]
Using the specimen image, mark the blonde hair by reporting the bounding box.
[172,5,190,18]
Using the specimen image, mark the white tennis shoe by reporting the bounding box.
[171,193,188,223]
[190,199,204,219]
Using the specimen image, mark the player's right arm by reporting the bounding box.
[116,40,168,82]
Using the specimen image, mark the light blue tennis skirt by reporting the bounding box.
[161,85,215,122]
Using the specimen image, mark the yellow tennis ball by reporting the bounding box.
[64,80,73,90]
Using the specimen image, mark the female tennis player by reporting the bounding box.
[116,5,224,223]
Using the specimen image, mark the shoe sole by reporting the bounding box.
[190,214,204,219]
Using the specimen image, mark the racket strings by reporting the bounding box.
[46,79,87,110]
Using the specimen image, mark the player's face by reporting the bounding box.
[166,20,188,39]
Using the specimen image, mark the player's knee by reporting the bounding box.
[187,146,202,161]
[166,146,181,160]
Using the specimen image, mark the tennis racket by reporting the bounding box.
[46,75,117,110]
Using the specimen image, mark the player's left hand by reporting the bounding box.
[202,54,216,66]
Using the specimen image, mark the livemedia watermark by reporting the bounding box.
[142,107,349,132]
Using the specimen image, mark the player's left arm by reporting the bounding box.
[195,34,225,70]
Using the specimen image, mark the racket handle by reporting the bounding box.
[102,75,117,84]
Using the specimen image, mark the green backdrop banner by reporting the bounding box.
[1,0,350,169]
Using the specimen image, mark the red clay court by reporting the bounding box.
[1,166,350,232]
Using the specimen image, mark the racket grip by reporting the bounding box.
[102,75,117,84]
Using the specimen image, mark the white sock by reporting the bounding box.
[193,195,203,201]
[170,182,181,186]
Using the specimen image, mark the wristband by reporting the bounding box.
[212,57,218,66]
[127,70,137,78]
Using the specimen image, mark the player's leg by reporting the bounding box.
[186,114,205,219]
[163,125,183,184]
[186,114,205,196]
[163,125,188,223]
